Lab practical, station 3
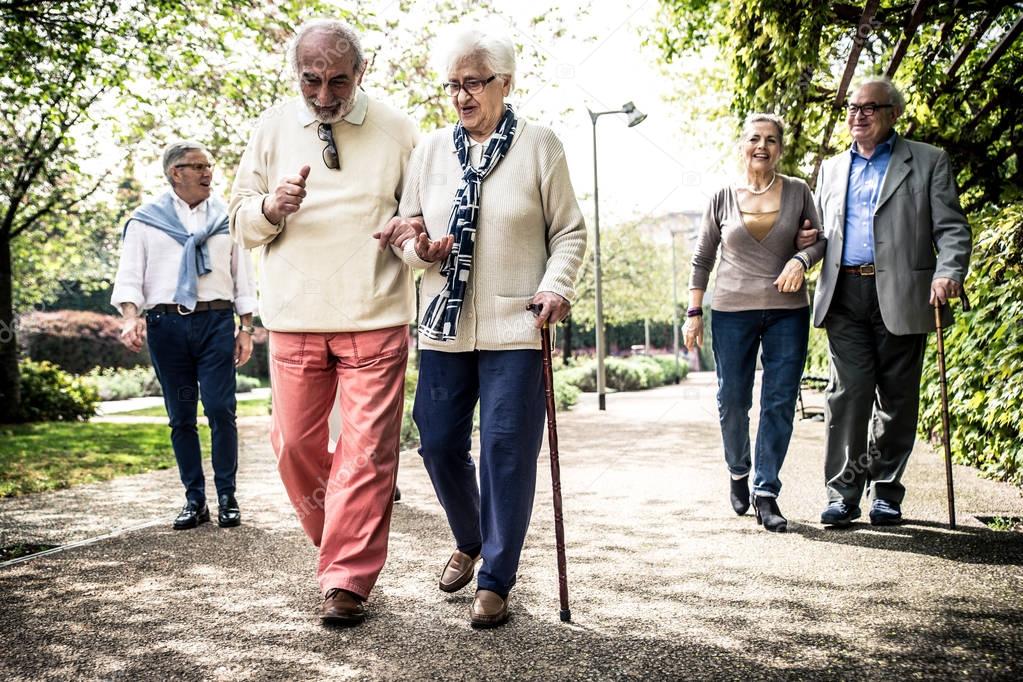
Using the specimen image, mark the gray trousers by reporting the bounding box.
[823,273,927,506]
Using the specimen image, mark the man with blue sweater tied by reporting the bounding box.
[112,141,257,530]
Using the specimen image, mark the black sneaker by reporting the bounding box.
[869,499,902,526]
[820,501,861,527]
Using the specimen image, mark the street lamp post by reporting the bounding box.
[587,101,646,411]
[671,228,681,383]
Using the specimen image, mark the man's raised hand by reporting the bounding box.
[262,165,311,225]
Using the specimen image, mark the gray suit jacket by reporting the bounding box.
[812,135,972,335]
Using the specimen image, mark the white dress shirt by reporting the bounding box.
[111,192,257,315]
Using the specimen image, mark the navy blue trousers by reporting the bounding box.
[146,308,238,505]
[414,349,545,597]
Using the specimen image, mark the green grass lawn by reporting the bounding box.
[120,397,272,418]
[0,422,210,498]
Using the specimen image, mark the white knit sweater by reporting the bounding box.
[398,119,586,352]
[229,93,418,332]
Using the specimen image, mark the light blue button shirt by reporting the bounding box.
[841,133,896,266]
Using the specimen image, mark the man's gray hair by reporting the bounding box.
[162,140,209,184]
[742,112,785,147]
[852,76,906,114]
[288,19,365,75]
[438,26,516,91]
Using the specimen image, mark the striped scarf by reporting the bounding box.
[420,105,518,341]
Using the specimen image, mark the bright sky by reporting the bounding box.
[454,0,737,226]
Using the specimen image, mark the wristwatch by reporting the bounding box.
[238,324,256,335]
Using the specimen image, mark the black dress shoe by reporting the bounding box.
[730,475,751,515]
[753,495,788,532]
[173,501,210,530]
[393,486,402,502]
[217,494,241,528]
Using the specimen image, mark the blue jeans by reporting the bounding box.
[413,349,545,597]
[711,307,809,498]
[146,308,238,505]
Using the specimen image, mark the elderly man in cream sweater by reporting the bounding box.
[229,19,420,626]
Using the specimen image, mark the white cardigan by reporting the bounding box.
[398,119,586,352]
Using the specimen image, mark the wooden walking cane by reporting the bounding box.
[530,305,571,622]
[934,292,970,530]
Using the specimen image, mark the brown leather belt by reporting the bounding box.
[840,264,875,276]
[149,299,234,315]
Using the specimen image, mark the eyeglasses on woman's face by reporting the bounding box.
[442,75,497,97]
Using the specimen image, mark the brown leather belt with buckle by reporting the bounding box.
[149,299,234,315]
[840,264,875,276]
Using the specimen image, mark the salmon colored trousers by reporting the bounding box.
[268,326,408,599]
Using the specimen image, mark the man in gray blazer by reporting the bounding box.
[813,77,971,527]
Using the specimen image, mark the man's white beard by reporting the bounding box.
[305,94,355,124]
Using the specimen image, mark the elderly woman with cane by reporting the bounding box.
[684,113,824,533]
[389,26,585,628]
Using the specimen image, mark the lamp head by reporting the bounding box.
[622,101,647,127]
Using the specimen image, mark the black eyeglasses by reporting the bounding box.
[318,123,340,170]
[174,163,214,172]
[442,74,497,96]
[846,103,894,117]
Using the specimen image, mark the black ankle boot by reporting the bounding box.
[730,476,751,516]
[754,495,787,532]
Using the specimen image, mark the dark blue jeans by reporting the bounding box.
[711,306,809,498]
[413,349,545,597]
[146,308,238,505]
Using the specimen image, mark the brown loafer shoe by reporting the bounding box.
[320,588,365,625]
[470,589,509,629]
[439,550,480,593]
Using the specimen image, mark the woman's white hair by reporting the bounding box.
[437,25,516,90]
[288,18,365,75]
[851,76,906,114]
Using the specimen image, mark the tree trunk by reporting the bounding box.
[562,314,573,364]
[0,234,20,422]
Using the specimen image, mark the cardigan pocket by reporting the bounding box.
[493,295,539,346]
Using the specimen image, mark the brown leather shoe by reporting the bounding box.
[470,589,509,628]
[439,550,479,593]
[320,588,365,625]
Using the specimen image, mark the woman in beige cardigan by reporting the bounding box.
[394,26,585,628]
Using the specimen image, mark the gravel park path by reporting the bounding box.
[1,373,1021,680]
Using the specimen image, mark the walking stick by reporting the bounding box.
[530,305,571,622]
[934,292,969,530]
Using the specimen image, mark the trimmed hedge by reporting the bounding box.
[20,310,149,374]
[556,354,689,393]
[16,360,99,422]
[919,203,1023,486]
[84,366,262,401]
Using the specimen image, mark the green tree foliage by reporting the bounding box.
[572,224,682,328]
[653,1,1021,208]
[920,205,1023,485]
[0,0,577,421]
[1,0,223,421]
